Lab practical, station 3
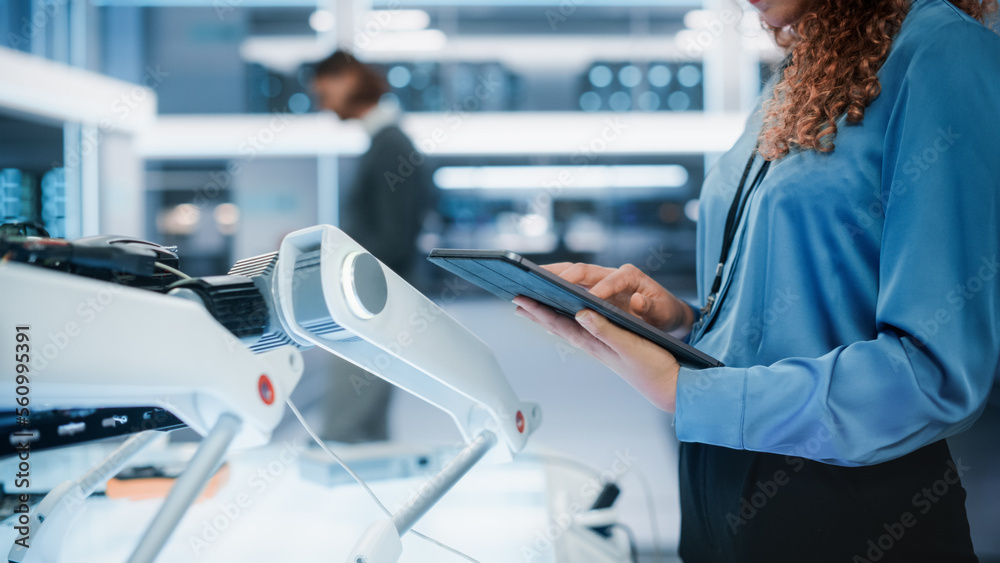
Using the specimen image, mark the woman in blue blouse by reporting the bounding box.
[514,0,1000,560]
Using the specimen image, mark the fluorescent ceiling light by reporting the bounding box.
[433,165,689,190]
[359,29,446,52]
[368,9,431,31]
[239,36,330,74]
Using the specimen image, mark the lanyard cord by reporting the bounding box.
[697,54,788,322]
[700,147,772,316]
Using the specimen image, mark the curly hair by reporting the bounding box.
[758,0,999,161]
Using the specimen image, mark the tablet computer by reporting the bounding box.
[427,249,723,369]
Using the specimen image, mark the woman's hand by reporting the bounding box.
[514,296,680,412]
[512,263,692,412]
[541,262,695,335]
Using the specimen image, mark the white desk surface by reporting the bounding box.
[1,441,561,563]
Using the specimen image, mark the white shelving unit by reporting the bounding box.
[0,46,157,238]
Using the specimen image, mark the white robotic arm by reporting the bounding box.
[220,225,542,563]
[266,225,541,457]
[154,224,541,457]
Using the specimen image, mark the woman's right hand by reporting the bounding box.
[540,262,696,336]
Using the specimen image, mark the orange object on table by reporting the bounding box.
[105,463,230,502]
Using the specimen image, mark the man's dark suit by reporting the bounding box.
[340,124,435,282]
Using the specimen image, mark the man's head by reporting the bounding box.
[312,50,388,121]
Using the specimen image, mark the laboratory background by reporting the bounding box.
[1,0,998,561]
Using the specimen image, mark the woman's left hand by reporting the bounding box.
[513,296,680,412]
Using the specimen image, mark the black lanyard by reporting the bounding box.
[696,55,788,328]
[700,147,772,318]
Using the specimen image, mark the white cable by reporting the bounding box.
[286,398,390,514]
[285,398,479,562]
[154,261,191,279]
[409,530,478,562]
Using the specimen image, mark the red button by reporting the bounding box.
[258,375,275,405]
[516,410,525,433]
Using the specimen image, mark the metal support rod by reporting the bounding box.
[128,413,242,563]
[78,430,161,496]
[391,430,497,535]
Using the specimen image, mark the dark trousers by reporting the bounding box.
[678,440,977,563]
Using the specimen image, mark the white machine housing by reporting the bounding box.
[0,261,304,450]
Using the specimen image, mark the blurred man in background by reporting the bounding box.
[313,50,436,282]
[312,50,437,442]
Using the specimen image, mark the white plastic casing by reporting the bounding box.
[0,262,304,449]
[269,225,541,460]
